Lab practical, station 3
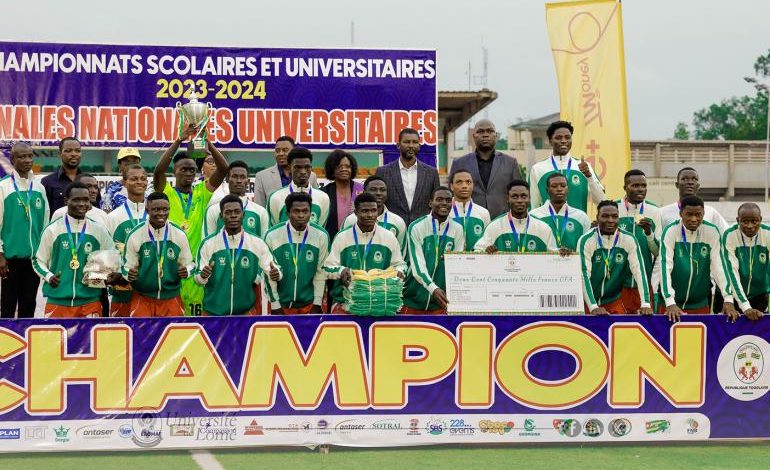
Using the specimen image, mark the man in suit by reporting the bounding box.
[375,128,440,227]
[449,119,521,218]
[253,136,318,206]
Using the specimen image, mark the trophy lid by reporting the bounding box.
[187,88,200,103]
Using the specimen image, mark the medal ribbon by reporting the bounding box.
[174,188,193,222]
[148,224,169,276]
[507,213,531,253]
[680,225,699,275]
[222,230,245,284]
[352,225,375,271]
[123,201,147,225]
[550,156,572,183]
[432,216,451,265]
[286,223,309,274]
[64,215,87,263]
[548,203,569,248]
[11,174,33,217]
[740,231,757,285]
[452,200,473,232]
[596,228,620,276]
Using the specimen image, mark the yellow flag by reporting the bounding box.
[546,0,630,200]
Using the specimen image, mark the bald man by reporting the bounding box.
[722,203,768,320]
[449,119,522,218]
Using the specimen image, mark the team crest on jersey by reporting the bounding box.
[595,253,602,263]
[143,248,151,257]
[700,246,709,258]
[310,213,318,222]
[34,197,42,209]
[167,248,176,260]
[505,240,512,249]
[389,227,397,235]
[571,174,581,185]
[246,217,256,228]
[124,226,132,235]
[305,250,314,262]
[474,224,483,235]
[84,242,93,254]
[373,251,383,263]
[445,242,454,252]
[240,256,249,268]
[566,221,575,232]
[619,223,628,231]
[761,253,767,264]
[527,240,537,250]
[615,253,624,263]
[218,256,226,266]
[61,240,69,250]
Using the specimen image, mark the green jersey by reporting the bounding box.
[660,221,733,310]
[0,170,49,259]
[264,222,329,309]
[450,200,489,252]
[33,214,114,306]
[204,195,270,239]
[530,201,590,251]
[616,198,661,288]
[195,229,278,315]
[528,155,605,212]
[267,183,330,226]
[106,200,146,304]
[403,215,465,310]
[722,224,770,311]
[474,212,557,253]
[578,228,650,311]
[121,221,195,301]
[342,207,407,253]
[323,224,407,304]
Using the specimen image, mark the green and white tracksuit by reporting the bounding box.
[616,198,661,291]
[121,222,195,301]
[203,195,270,239]
[530,201,590,251]
[578,228,650,311]
[403,215,465,311]
[267,183,330,226]
[721,224,770,311]
[264,222,329,310]
[450,200,489,253]
[528,155,605,212]
[33,215,114,306]
[194,229,280,315]
[0,171,49,260]
[106,201,146,305]
[323,225,407,305]
[342,207,407,253]
[52,205,109,228]
[474,212,557,253]
[660,221,734,310]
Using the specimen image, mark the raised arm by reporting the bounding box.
[206,140,229,192]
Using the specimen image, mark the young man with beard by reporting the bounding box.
[0,143,50,318]
[530,172,590,252]
[264,192,329,314]
[448,119,522,218]
[42,137,83,212]
[402,187,465,314]
[341,175,407,251]
[660,196,738,322]
[448,169,490,251]
[475,180,557,253]
[528,121,605,212]
[721,203,768,320]
[375,128,440,227]
[33,182,114,318]
[153,125,228,316]
[267,147,330,226]
[578,201,652,315]
[195,195,280,316]
[323,193,407,313]
[122,192,195,317]
[204,161,269,238]
[615,169,661,311]
[105,164,148,317]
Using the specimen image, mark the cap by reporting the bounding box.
[117,147,142,161]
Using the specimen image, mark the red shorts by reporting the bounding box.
[656,303,710,315]
[45,301,102,318]
[585,297,632,315]
[330,303,348,314]
[281,304,314,315]
[110,302,131,318]
[129,292,185,317]
[400,306,447,315]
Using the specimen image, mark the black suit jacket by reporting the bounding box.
[375,159,440,228]
[449,151,521,218]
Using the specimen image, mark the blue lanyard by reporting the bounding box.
[289,183,312,196]
[452,201,473,231]
[10,174,33,217]
[382,210,389,227]
[550,156,572,182]
[680,225,700,275]
[507,213,530,253]
[174,188,193,220]
[624,199,644,221]
[352,225,375,270]
[596,228,620,275]
[286,223,309,271]
[147,224,170,273]
[123,202,147,224]
[432,216,451,262]
[222,230,245,283]
[64,215,87,259]
[548,204,569,247]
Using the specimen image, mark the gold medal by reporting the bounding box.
[115,242,125,253]
[634,213,640,224]
[69,258,80,270]
[159,267,164,278]
[181,221,189,231]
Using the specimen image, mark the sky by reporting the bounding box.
[3,0,770,141]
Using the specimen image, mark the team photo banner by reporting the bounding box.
[0,315,768,451]
[0,42,437,164]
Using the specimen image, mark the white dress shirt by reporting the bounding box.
[399,158,419,209]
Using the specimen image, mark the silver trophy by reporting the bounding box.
[176,88,211,151]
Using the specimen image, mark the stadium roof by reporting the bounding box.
[438,89,498,134]
[509,112,560,130]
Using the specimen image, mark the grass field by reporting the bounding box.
[2,443,768,470]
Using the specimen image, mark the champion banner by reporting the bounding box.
[546,0,630,200]
[0,42,437,165]
[0,315,767,451]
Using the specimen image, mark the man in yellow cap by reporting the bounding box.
[102,147,143,212]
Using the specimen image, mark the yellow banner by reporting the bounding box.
[546,0,630,200]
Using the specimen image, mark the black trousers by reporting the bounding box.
[748,295,769,312]
[1,258,40,318]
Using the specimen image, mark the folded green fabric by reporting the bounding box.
[344,270,403,316]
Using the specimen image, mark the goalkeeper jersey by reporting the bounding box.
[721,224,770,311]
[403,215,465,311]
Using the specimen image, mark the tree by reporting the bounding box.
[673,121,690,139]
[679,49,770,140]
